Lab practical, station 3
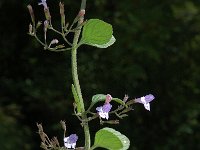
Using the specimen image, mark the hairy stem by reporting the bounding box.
[81,0,87,10]
[71,0,90,149]
[71,30,91,150]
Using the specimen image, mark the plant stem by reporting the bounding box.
[89,145,97,150]
[71,0,90,149]
[81,0,87,10]
[71,31,91,150]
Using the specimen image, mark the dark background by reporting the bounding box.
[0,0,200,149]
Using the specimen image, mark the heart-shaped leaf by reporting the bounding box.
[80,19,114,48]
[92,127,130,150]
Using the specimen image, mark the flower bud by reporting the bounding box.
[105,94,112,104]
[43,20,49,41]
[44,8,51,21]
[29,23,33,34]
[59,2,65,27]
[60,120,66,131]
[27,5,35,24]
[44,20,49,32]
[36,21,42,29]
[50,39,59,45]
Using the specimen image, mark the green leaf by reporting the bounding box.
[80,19,113,47]
[112,98,126,107]
[92,94,106,104]
[88,35,116,48]
[93,127,130,150]
[72,84,81,113]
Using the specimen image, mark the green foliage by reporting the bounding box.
[80,19,115,48]
[112,98,126,107]
[93,127,130,150]
[92,94,107,104]
[92,35,116,48]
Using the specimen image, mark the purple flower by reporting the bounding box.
[96,103,112,120]
[64,134,78,149]
[135,94,155,111]
[38,0,48,10]
[102,103,112,112]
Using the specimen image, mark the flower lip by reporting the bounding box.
[135,94,155,103]
[68,134,78,143]
[144,94,155,103]
[102,103,112,112]
[96,106,103,112]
